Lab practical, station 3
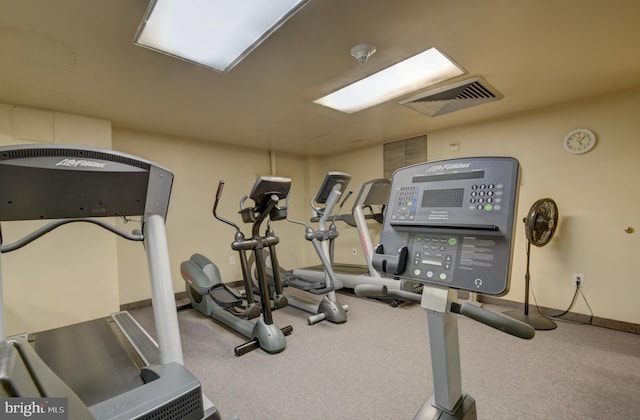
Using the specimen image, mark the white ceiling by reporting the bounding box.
[1,0,639,157]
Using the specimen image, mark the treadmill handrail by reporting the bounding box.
[0,218,143,253]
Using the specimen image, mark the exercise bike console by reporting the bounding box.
[373,156,519,295]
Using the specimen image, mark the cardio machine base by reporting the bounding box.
[248,318,290,354]
[250,250,349,324]
[187,285,289,355]
[293,264,422,307]
[13,313,213,420]
[415,393,477,420]
[285,294,348,325]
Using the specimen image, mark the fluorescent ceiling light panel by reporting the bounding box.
[134,0,308,73]
[314,47,465,113]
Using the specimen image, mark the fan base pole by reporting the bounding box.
[503,310,557,330]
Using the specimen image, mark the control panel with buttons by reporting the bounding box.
[373,157,520,295]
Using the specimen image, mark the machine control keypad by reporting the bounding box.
[469,183,504,211]
[392,181,506,222]
[392,186,419,220]
[410,235,459,283]
[469,183,503,211]
[375,157,519,295]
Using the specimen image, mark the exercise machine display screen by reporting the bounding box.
[313,171,351,204]
[249,176,292,207]
[0,144,171,221]
[360,178,390,207]
[373,157,520,295]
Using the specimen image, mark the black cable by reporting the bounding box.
[578,287,594,325]
[530,280,593,325]
[530,283,579,318]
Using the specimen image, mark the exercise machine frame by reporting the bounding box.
[0,143,219,419]
[293,178,422,305]
[260,171,351,325]
[356,157,535,419]
[180,178,293,356]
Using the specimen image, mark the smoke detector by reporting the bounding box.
[350,43,376,63]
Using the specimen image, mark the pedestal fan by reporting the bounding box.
[504,198,559,330]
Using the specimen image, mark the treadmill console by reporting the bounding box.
[313,171,351,204]
[0,144,172,221]
[373,157,520,295]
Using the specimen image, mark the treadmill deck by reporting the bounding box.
[31,316,146,406]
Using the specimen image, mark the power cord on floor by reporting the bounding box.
[530,281,594,325]
[577,286,594,325]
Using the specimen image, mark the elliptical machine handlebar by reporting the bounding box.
[212,181,241,234]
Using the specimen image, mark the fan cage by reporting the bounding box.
[525,198,558,247]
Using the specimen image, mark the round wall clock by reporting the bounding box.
[563,128,597,154]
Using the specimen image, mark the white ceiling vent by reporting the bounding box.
[399,76,502,117]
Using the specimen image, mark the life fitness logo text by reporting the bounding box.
[425,163,471,172]
[56,158,106,168]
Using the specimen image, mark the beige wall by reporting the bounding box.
[324,88,640,325]
[112,131,313,304]
[0,104,119,336]
[2,86,639,335]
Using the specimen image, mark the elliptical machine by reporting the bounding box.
[256,171,352,325]
[180,177,293,356]
[292,178,423,306]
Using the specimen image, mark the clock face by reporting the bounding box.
[563,129,596,154]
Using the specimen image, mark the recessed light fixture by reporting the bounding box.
[314,47,465,113]
[134,0,309,73]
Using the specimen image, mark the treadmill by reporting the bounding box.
[0,144,220,419]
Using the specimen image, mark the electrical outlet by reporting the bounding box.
[352,248,357,255]
[572,272,584,287]
[229,256,236,265]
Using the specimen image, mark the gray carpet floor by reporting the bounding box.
[131,289,640,420]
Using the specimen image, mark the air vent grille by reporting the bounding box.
[137,387,203,420]
[383,136,427,178]
[0,147,150,169]
[399,76,502,117]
